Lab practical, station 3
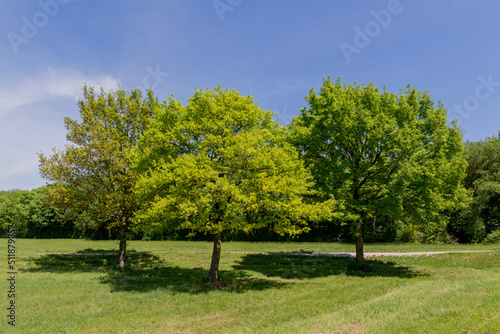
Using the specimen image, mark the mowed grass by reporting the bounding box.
[2,239,500,333]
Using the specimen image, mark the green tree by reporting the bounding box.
[0,189,31,236]
[447,205,485,243]
[290,78,469,268]
[463,133,500,234]
[134,86,333,283]
[39,86,158,268]
[0,187,73,238]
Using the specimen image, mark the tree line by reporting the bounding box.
[2,78,499,282]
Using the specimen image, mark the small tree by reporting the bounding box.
[134,86,333,283]
[290,78,469,269]
[39,86,158,268]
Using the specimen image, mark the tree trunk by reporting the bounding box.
[356,218,364,270]
[118,218,127,269]
[207,232,222,283]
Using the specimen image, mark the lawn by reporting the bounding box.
[2,239,500,333]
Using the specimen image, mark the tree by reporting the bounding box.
[0,187,70,238]
[133,86,333,283]
[447,205,485,243]
[289,77,469,269]
[39,86,158,268]
[462,133,500,234]
[0,189,31,236]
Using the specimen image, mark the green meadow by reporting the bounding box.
[3,239,500,333]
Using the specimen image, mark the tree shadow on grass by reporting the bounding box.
[22,249,288,294]
[23,249,130,274]
[234,253,425,279]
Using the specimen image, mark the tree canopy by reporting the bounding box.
[38,86,158,268]
[289,77,470,268]
[133,86,333,282]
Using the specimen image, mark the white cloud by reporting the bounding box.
[0,67,119,116]
[0,67,119,190]
[0,103,66,188]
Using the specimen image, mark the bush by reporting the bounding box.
[0,187,82,239]
[447,206,486,243]
[482,230,500,244]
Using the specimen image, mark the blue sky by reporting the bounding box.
[1,0,500,190]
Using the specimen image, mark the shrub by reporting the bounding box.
[482,230,500,244]
[447,206,486,243]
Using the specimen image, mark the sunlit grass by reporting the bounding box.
[1,239,499,333]
[16,238,500,255]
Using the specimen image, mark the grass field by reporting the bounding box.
[2,239,500,333]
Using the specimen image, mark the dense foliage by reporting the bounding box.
[1,80,497,262]
[447,133,500,243]
[0,187,68,238]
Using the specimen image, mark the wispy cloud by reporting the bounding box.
[0,67,119,189]
[0,67,119,116]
